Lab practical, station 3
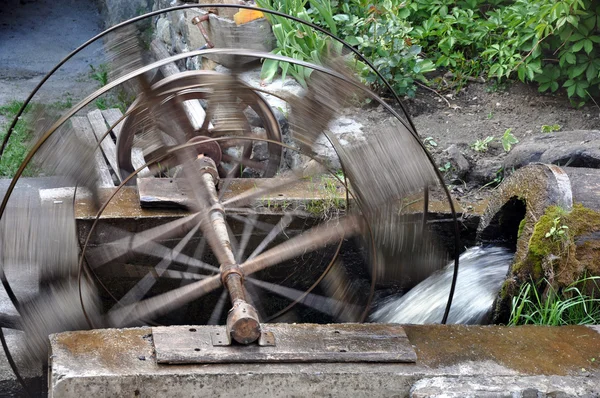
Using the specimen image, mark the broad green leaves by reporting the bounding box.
[258,0,599,103]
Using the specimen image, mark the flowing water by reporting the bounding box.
[371,246,514,325]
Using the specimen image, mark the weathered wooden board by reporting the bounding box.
[138,177,194,208]
[152,324,417,364]
[137,177,348,210]
[70,116,114,188]
[100,108,124,140]
[87,109,121,181]
[101,108,151,177]
[150,40,208,131]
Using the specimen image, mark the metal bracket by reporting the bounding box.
[210,330,231,346]
[152,324,416,364]
[258,331,276,347]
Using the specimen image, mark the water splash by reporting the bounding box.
[371,246,514,325]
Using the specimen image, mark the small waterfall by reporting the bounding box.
[371,246,514,325]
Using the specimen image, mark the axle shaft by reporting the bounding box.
[197,156,262,344]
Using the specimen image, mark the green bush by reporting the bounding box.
[256,0,434,96]
[255,0,339,87]
[394,0,600,103]
[257,0,600,103]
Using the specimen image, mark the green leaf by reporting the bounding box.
[566,15,579,27]
[260,58,279,82]
[280,61,289,82]
[570,63,588,78]
[346,36,360,46]
[526,66,535,81]
[518,66,526,82]
[586,63,598,81]
[308,0,337,35]
[539,82,552,92]
[575,81,590,98]
[398,7,411,19]
[584,39,593,54]
[501,128,518,152]
[573,40,585,52]
[332,14,349,22]
[440,5,448,17]
[419,59,436,74]
[569,33,585,42]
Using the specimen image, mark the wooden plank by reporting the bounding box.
[152,324,416,364]
[100,108,125,140]
[70,117,114,188]
[138,177,193,209]
[87,109,121,182]
[101,108,151,177]
[137,177,348,210]
[150,39,208,131]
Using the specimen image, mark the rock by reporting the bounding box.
[244,105,289,136]
[445,144,470,178]
[504,130,600,171]
[156,18,172,44]
[469,158,503,185]
[250,129,270,161]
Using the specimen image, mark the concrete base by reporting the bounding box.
[49,325,600,397]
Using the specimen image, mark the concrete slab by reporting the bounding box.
[49,325,600,397]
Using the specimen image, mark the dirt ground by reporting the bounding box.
[406,81,600,194]
[0,0,104,123]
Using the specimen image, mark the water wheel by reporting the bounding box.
[0,5,460,393]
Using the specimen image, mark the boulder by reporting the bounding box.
[504,130,600,171]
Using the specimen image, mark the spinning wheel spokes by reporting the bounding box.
[0,23,458,380]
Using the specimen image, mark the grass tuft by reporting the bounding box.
[509,276,600,326]
[0,100,34,178]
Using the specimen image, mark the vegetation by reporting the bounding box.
[501,128,518,152]
[89,63,134,113]
[541,123,562,133]
[257,0,600,103]
[255,0,340,87]
[470,136,494,152]
[544,216,569,241]
[501,204,600,323]
[509,276,600,325]
[0,101,34,177]
[89,64,109,87]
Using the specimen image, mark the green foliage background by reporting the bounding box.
[257,0,600,104]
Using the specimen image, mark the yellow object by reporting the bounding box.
[234,9,264,25]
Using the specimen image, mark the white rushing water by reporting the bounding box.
[371,246,514,325]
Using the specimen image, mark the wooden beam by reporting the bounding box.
[100,108,151,177]
[71,116,114,188]
[150,39,208,131]
[87,109,121,181]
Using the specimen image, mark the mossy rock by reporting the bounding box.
[495,204,600,322]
